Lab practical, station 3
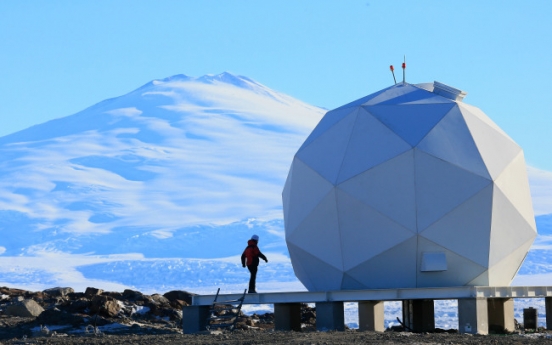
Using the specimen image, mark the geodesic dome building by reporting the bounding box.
[282,81,537,291]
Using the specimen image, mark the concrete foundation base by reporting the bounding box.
[358,300,384,332]
[316,302,344,331]
[458,298,488,335]
[274,303,302,331]
[182,305,210,334]
[487,298,514,333]
[402,299,435,332]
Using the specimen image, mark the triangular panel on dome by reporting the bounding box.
[415,149,492,232]
[458,102,513,139]
[375,87,454,106]
[489,187,537,267]
[364,103,456,146]
[286,189,343,270]
[417,105,490,179]
[362,83,418,105]
[336,107,411,184]
[296,110,358,184]
[341,273,369,290]
[336,189,416,271]
[401,93,457,105]
[419,184,493,267]
[495,151,536,227]
[487,238,534,286]
[286,242,344,291]
[363,83,446,106]
[299,107,359,151]
[283,158,334,235]
[345,237,417,289]
[416,237,487,288]
[282,165,293,222]
[338,150,417,232]
[287,242,316,291]
[459,103,522,179]
[467,271,489,286]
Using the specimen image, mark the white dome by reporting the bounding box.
[282,82,537,291]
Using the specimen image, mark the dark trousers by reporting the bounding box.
[247,265,258,292]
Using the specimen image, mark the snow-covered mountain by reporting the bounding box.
[0,72,551,328]
[0,72,323,293]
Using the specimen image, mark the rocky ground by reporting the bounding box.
[1,286,552,344]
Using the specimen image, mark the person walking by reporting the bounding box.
[241,234,268,293]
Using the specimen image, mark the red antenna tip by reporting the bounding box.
[390,65,394,71]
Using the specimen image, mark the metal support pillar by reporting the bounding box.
[402,299,435,332]
[487,298,514,333]
[274,303,302,331]
[546,297,552,330]
[458,298,488,335]
[316,301,344,331]
[358,300,385,332]
[182,305,210,334]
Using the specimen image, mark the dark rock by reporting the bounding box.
[5,299,44,317]
[86,314,111,326]
[90,295,120,317]
[35,308,85,326]
[163,290,196,305]
[134,300,146,306]
[170,299,187,309]
[43,287,74,297]
[234,321,248,330]
[0,287,27,297]
[302,310,316,321]
[67,291,85,299]
[102,291,123,299]
[28,291,49,300]
[165,308,182,321]
[147,304,164,316]
[147,294,172,316]
[151,294,170,306]
[0,286,304,338]
[123,289,145,301]
[60,297,91,313]
[84,287,103,297]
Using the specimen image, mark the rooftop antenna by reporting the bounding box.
[390,65,397,85]
[402,56,406,83]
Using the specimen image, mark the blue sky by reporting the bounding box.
[1,1,551,170]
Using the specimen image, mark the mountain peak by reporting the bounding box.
[196,72,262,91]
[149,72,255,88]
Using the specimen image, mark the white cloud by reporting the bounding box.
[528,166,552,216]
